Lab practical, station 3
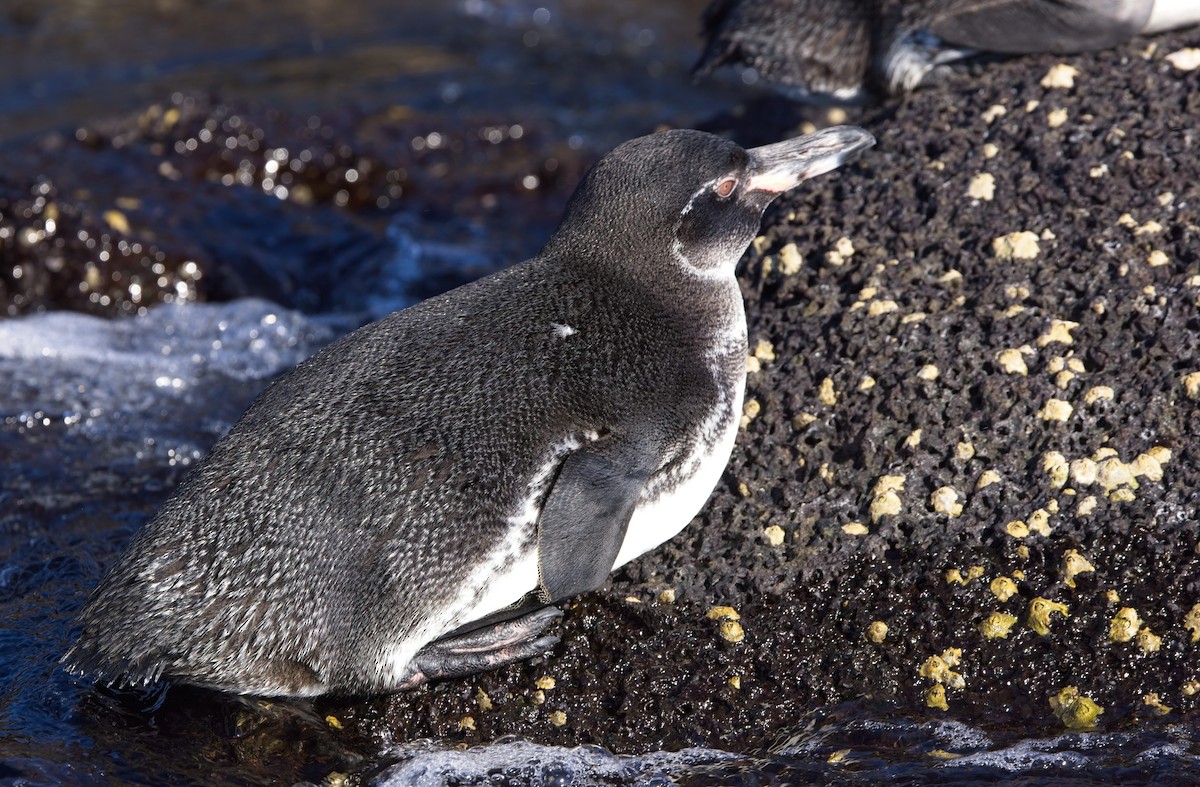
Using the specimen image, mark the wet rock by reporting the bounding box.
[0,125,388,316]
[0,94,596,317]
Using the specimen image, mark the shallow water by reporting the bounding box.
[0,0,740,148]
[373,720,1200,785]
[2,0,1197,784]
[0,300,334,782]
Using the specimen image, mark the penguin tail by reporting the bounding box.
[60,631,168,691]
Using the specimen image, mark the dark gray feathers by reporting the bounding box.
[697,0,876,98]
[697,0,1156,97]
[63,129,752,696]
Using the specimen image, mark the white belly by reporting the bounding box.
[614,388,743,568]
[445,544,540,633]
[1143,0,1200,33]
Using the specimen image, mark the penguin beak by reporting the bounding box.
[745,126,876,195]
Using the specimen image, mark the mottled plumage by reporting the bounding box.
[64,126,875,697]
[697,0,1199,98]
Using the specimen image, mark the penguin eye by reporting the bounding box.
[714,177,738,199]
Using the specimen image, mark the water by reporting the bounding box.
[0,0,743,149]
[372,718,1200,785]
[0,300,333,781]
[1,0,1195,783]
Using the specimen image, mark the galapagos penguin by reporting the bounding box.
[63,125,875,698]
[696,0,1200,100]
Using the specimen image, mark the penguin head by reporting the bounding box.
[546,126,874,277]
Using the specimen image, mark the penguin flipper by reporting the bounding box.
[535,437,655,603]
[928,0,1150,54]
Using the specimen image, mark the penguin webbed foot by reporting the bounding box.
[399,606,563,688]
[881,30,976,94]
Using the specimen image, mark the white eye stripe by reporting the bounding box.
[680,177,718,217]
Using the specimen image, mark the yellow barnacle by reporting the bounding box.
[1061,549,1095,588]
[1028,597,1069,636]
[926,684,949,711]
[1109,607,1142,643]
[867,621,888,644]
[979,612,1018,639]
[1050,687,1103,731]
[1184,603,1200,642]
[990,576,1019,602]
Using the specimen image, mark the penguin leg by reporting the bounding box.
[880,29,976,94]
[396,607,563,688]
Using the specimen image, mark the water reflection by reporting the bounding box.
[0,0,737,147]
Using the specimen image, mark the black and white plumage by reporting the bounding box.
[63,126,875,698]
[696,0,1200,100]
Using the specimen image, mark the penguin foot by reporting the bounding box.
[398,607,563,688]
[882,30,975,94]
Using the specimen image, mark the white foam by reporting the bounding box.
[772,716,1200,776]
[0,297,331,381]
[1135,741,1192,762]
[375,739,739,787]
[945,737,1091,771]
[941,728,1200,771]
[776,715,993,757]
[0,299,335,454]
[922,718,993,750]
